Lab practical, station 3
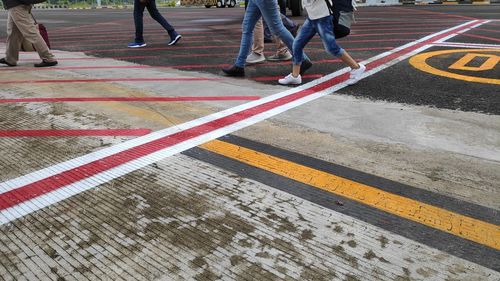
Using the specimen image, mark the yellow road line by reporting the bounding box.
[200,140,500,250]
[409,49,500,85]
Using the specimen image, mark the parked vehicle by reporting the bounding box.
[205,0,237,8]
[287,0,303,16]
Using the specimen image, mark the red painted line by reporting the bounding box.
[460,33,500,43]
[16,47,392,62]
[0,129,151,137]
[63,39,416,53]
[474,28,500,33]
[0,96,261,103]
[0,20,482,212]
[46,23,459,40]
[3,58,366,72]
[255,74,323,81]
[48,26,446,41]
[0,77,221,84]
[51,32,433,49]
[377,7,477,20]
[19,56,160,61]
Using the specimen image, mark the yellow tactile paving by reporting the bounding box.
[200,140,500,250]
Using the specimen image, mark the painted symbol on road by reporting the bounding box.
[409,49,500,85]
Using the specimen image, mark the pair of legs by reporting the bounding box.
[2,5,56,67]
[223,0,310,76]
[246,18,291,64]
[280,15,364,85]
[132,0,180,46]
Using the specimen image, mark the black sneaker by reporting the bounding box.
[168,34,182,46]
[300,59,312,75]
[0,58,16,67]
[34,60,58,67]
[222,65,245,77]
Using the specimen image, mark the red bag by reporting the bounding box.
[21,14,51,52]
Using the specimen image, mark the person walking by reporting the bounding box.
[222,0,312,77]
[0,0,57,67]
[245,17,296,64]
[128,0,182,48]
[278,0,365,85]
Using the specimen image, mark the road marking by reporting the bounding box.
[0,129,152,137]
[410,49,500,85]
[0,96,260,103]
[0,77,221,84]
[432,42,500,49]
[200,140,500,250]
[0,20,487,226]
[449,53,500,71]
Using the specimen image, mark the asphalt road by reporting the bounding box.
[1,5,498,114]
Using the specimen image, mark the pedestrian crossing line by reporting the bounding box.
[200,139,500,251]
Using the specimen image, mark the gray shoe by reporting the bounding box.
[246,52,266,64]
[267,52,292,61]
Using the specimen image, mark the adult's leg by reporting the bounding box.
[146,0,175,36]
[258,0,308,61]
[10,5,55,62]
[5,8,23,65]
[234,0,262,68]
[252,18,265,55]
[134,0,146,43]
[316,15,359,69]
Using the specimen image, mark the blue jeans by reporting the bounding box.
[134,0,175,43]
[235,0,308,67]
[293,15,344,65]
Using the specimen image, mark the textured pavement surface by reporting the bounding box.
[0,5,499,281]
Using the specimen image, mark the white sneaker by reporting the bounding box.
[279,73,302,85]
[346,63,366,85]
[246,52,266,64]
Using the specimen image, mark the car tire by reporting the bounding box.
[228,0,236,7]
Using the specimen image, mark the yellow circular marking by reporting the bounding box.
[409,49,500,85]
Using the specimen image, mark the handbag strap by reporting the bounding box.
[324,0,335,15]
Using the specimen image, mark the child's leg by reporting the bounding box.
[291,18,316,77]
[316,15,360,69]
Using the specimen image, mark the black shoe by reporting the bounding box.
[0,58,16,67]
[222,65,245,77]
[34,60,58,67]
[168,34,182,46]
[300,59,312,75]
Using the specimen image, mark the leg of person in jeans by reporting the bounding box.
[279,16,365,85]
[315,16,365,85]
[222,0,261,76]
[2,5,56,67]
[246,18,266,64]
[145,0,181,45]
[223,0,310,77]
